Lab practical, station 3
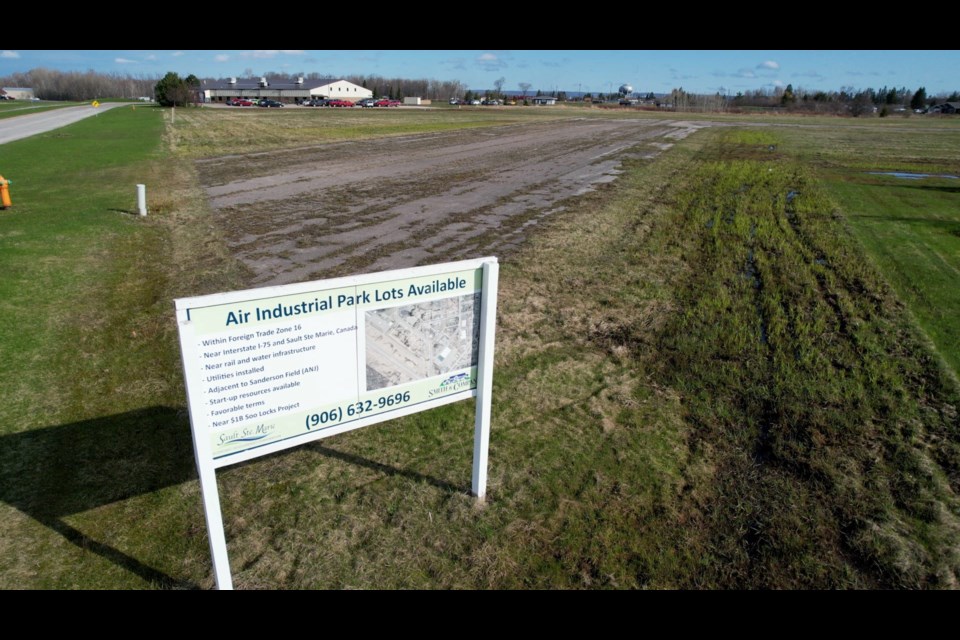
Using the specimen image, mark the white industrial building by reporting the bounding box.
[1,87,35,100]
[200,77,373,103]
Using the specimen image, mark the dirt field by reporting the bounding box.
[197,117,710,285]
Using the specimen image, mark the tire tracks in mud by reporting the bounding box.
[198,118,707,285]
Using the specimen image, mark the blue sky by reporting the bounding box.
[1,50,957,95]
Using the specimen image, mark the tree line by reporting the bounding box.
[723,84,957,115]
[0,68,157,101]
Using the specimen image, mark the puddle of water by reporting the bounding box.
[867,171,959,180]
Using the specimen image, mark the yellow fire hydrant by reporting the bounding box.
[0,175,11,209]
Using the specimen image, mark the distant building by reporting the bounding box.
[1,87,35,100]
[531,96,557,106]
[930,102,960,114]
[199,77,373,103]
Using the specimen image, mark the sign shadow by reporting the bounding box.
[308,443,463,494]
[0,406,202,589]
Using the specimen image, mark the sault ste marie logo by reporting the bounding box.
[429,372,474,397]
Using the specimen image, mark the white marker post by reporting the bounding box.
[137,184,147,216]
[175,257,498,589]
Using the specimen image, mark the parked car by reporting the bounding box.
[305,99,329,107]
[258,99,284,108]
[357,98,377,108]
[374,99,401,107]
[328,99,354,107]
[230,99,254,106]
[449,98,460,105]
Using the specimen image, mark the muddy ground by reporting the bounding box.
[197,117,710,285]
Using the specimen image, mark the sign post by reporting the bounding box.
[471,261,498,499]
[175,257,498,589]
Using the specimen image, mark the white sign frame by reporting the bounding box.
[175,257,498,590]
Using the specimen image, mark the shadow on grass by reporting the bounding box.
[1,406,465,588]
[308,443,462,494]
[108,207,141,216]
[0,406,201,589]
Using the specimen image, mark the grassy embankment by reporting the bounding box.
[0,107,957,588]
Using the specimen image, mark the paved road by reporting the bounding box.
[0,103,125,145]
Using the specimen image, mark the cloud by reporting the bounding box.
[215,54,230,62]
[792,70,825,82]
[772,79,785,88]
[758,60,780,70]
[476,52,508,71]
[1,50,20,59]
[736,68,757,79]
[145,54,157,61]
[172,51,185,57]
[442,57,467,71]
[115,58,137,64]
[239,50,305,59]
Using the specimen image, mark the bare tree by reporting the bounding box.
[518,82,531,99]
[0,68,159,101]
[494,77,505,99]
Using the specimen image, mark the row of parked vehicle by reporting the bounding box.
[226,98,402,108]
[227,99,283,107]
[449,98,504,106]
[304,98,401,108]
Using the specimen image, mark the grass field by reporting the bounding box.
[777,123,960,377]
[170,106,572,157]
[0,106,958,588]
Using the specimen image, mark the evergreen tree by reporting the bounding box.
[154,71,191,107]
[911,87,927,110]
[780,83,796,106]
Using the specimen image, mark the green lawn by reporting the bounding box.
[0,105,245,588]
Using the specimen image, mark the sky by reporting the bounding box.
[1,50,958,96]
